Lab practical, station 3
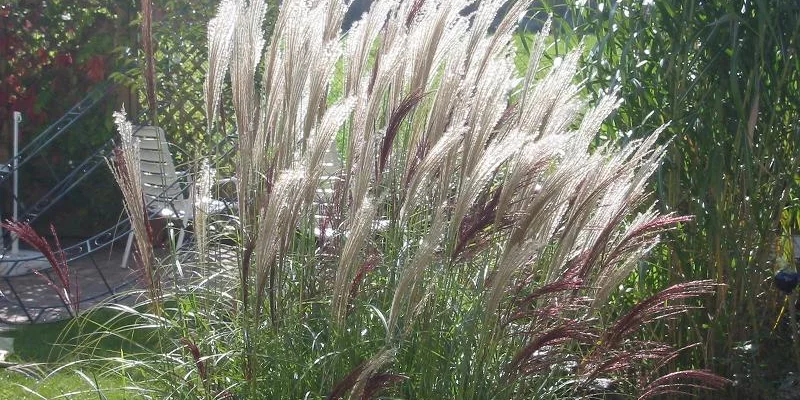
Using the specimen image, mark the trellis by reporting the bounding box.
[153,39,212,165]
[124,1,233,169]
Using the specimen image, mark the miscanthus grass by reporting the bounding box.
[52,0,730,398]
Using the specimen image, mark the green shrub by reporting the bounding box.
[548,1,800,393]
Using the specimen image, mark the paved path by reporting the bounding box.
[0,244,142,325]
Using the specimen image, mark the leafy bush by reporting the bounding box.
[544,0,800,393]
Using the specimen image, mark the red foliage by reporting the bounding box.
[84,55,106,83]
[54,52,73,67]
[36,47,47,64]
[0,2,118,139]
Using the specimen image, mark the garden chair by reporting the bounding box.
[120,126,193,269]
[120,125,234,269]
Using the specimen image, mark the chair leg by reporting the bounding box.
[176,214,189,250]
[176,229,186,251]
[121,232,134,269]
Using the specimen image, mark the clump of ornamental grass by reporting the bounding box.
[106,112,161,308]
[59,0,730,399]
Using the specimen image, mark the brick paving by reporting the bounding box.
[0,244,141,325]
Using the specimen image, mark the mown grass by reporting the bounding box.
[0,369,131,400]
[7,321,74,363]
[7,308,156,363]
[0,308,158,399]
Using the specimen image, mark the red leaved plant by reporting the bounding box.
[2,221,79,316]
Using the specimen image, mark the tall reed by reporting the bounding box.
[89,1,729,398]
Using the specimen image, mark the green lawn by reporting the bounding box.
[0,309,155,399]
[0,369,131,400]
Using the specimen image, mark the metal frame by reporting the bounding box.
[0,78,237,323]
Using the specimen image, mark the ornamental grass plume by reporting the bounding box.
[1,222,78,316]
[78,0,730,398]
[107,111,160,308]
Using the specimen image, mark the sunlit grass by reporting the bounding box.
[12,1,731,399]
[0,308,155,399]
[0,369,131,400]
